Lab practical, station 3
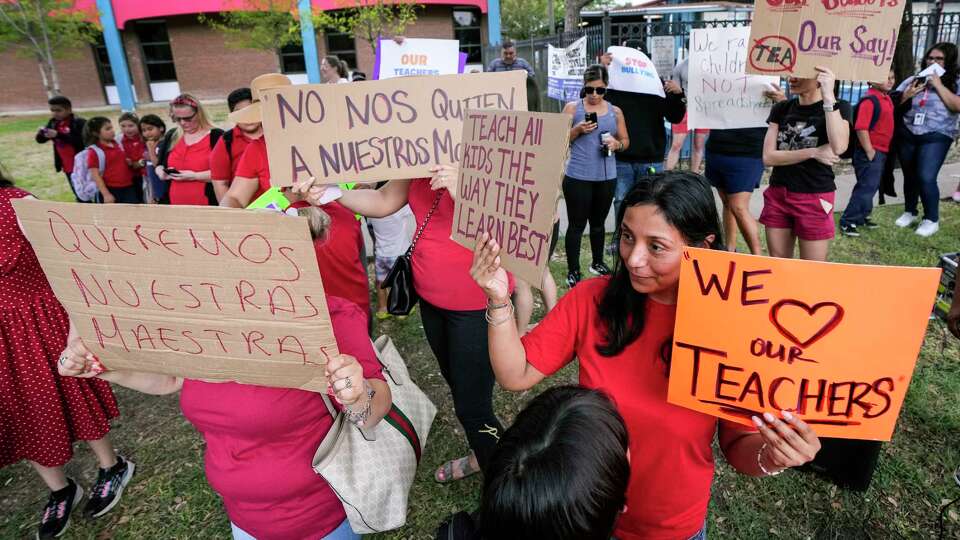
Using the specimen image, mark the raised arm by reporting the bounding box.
[816,66,849,156]
[294,177,411,217]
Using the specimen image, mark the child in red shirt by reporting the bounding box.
[83,117,139,204]
[210,87,263,203]
[118,112,146,201]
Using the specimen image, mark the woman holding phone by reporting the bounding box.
[562,65,629,288]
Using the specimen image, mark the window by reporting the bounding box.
[453,8,482,63]
[135,21,177,82]
[92,36,114,86]
[279,44,307,73]
[326,31,356,71]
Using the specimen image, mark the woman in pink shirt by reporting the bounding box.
[58,295,391,540]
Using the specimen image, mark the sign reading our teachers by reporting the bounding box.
[687,26,780,130]
[12,199,339,392]
[666,248,939,441]
[606,46,665,97]
[374,37,465,80]
[746,0,906,82]
[451,109,571,284]
[259,71,527,186]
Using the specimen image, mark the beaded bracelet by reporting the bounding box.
[757,443,784,476]
[344,380,376,427]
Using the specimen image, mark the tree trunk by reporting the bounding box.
[564,0,591,33]
[35,57,54,98]
[892,0,915,83]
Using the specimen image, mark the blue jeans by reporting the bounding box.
[897,130,953,222]
[840,148,887,227]
[231,519,357,540]
[614,160,664,218]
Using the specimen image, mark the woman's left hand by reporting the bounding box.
[429,164,458,197]
[326,353,365,406]
[928,73,944,90]
[752,411,821,471]
[815,65,837,102]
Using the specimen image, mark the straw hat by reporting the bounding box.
[228,73,293,124]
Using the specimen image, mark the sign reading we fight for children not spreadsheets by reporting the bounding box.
[12,199,338,392]
[667,248,939,442]
[451,109,571,285]
[259,71,527,186]
[746,0,906,82]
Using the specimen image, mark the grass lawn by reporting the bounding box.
[1,111,959,539]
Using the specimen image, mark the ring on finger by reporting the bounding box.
[344,377,353,389]
[58,353,69,366]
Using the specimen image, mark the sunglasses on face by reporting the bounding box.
[583,87,607,96]
[173,112,198,123]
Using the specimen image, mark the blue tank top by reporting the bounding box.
[565,100,618,181]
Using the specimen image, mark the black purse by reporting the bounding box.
[381,192,443,315]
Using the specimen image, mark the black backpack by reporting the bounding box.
[840,94,882,160]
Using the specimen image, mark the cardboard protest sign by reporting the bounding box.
[650,36,676,80]
[606,46,665,97]
[687,26,781,130]
[12,199,339,392]
[547,36,587,101]
[746,0,905,82]
[451,109,571,284]
[260,71,527,186]
[666,248,939,441]
[374,38,465,80]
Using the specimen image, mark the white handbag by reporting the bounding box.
[313,335,438,533]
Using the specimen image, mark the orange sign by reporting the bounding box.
[667,248,940,441]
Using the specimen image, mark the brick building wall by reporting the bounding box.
[0,47,104,113]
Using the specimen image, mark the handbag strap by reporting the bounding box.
[406,191,443,257]
[320,392,339,419]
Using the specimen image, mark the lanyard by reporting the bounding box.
[918,88,929,108]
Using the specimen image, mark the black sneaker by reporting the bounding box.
[840,224,860,237]
[37,478,83,540]
[863,217,879,229]
[589,262,611,276]
[83,456,135,518]
[566,270,582,288]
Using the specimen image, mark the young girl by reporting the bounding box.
[82,117,139,204]
[117,112,145,203]
[138,115,167,204]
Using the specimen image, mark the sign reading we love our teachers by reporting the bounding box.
[375,38,466,80]
[667,249,938,441]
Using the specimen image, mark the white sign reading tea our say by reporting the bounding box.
[259,71,527,186]
[687,26,780,130]
[451,109,571,284]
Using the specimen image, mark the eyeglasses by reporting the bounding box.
[173,112,198,123]
[583,87,607,95]
[927,55,945,61]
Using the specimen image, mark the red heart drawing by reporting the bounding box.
[769,300,844,349]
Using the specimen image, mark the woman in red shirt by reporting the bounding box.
[470,171,822,540]
[296,168,510,483]
[156,94,218,206]
[58,297,391,540]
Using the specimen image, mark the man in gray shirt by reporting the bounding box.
[487,39,534,77]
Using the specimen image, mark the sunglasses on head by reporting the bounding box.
[583,86,607,95]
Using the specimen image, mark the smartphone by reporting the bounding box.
[914,76,927,86]
[165,167,181,176]
[585,112,598,125]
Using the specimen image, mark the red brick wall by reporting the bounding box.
[0,46,105,113]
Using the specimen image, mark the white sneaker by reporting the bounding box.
[894,212,918,228]
[952,191,960,203]
[915,219,939,237]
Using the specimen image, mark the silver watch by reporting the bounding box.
[822,101,837,112]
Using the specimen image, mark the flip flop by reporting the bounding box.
[434,455,480,484]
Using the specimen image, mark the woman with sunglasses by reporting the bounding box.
[892,42,960,237]
[156,94,221,206]
[562,65,629,288]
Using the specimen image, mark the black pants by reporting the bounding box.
[563,176,615,273]
[419,299,503,470]
[95,185,141,204]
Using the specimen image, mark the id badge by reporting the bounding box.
[913,112,926,126]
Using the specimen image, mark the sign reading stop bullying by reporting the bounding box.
[747,0,906,82]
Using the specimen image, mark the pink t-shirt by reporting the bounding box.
[407,179,514,311]
[179,296,383,540]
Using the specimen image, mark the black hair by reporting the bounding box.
[622,38,644,52]
[583,64,609,86]
[227,87,253,112]
[925,42,958,94]
[502,39,515,49]
[138,114,166,133]
[351,71,367,82]
[596,171,723,360]
[323,55,349,79]
[48,95,72,108]
[118,112,139,125]
[477,386,630,540]
[0,164,14,189]
[82,116,111,146]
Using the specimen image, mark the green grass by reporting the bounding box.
[1,113,959,539]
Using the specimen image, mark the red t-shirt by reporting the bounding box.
[121,134,146,177]
[521,278,751,540]
[167,133,212,206]
[179,296,383,540]
[855,88,895,153]
[314,201,370,321]
[233,136,271,202]
[408,179,513,311]
[210,127,258,184]
[87,141,132,189]
[53,118,77,174]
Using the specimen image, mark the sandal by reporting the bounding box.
[434,454,480,483]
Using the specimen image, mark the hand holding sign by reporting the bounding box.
[470,232,511,305]
[752,410,822,473]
